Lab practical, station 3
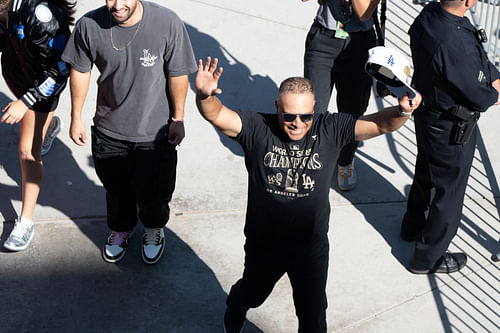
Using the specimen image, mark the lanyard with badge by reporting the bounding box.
[336,0,351,39]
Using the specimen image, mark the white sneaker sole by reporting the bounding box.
[3,229,35,252]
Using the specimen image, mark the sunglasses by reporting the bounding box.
[281,112,314,123]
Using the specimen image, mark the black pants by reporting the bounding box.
[401,108,476,270]
[91,127,177,231]
[226,238,329,333]
[304,21,376,166]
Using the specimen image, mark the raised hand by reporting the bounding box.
[195,56,223,99]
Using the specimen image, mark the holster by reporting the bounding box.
[450,106,480,145]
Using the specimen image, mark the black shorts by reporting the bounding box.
[25,95,60,113]
[7,83,61,114]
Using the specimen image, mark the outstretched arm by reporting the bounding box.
[354,93,421,141]
[195,57,242,138]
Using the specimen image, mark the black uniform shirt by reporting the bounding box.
[409,2,500,112]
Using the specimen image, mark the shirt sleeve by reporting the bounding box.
[435,44,498,112]
[488,59,500,82]
[163,14,197,77]
[321,112,357,148]
[61,18,94,73]
[233,110,265,154]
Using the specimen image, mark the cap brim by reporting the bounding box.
[387,84,417,99]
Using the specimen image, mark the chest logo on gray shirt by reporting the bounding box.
[140,49,158,67]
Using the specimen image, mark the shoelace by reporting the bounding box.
[144,229,161,245]
[109,231,131,246]
[339,166,353,178]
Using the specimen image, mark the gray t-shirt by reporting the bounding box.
[62,1,197,142]
[316,0,374,32]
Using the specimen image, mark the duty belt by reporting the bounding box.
[421,101,447,114]
[422,101,478,121]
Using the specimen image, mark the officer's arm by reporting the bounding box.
[354,93,421,141]
[352,0,380,21]
[437,47,498,111]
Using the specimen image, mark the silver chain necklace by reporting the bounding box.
[109,2,143,51]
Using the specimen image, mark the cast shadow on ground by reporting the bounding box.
[0,90,264,331]
[0,91,105,251]
[0,222,263,332]
[333,90,500,332]
[186,24,278,156]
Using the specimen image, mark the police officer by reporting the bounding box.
[401,0,500,274]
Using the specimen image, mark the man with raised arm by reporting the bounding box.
[195,57,421,333]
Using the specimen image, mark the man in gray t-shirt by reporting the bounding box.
[62,0,197,265]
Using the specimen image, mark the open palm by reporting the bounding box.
[195,56,223,98]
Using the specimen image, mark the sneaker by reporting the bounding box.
[41,115,62,156]
[3,216,34,251]
[142,227,165,264]
[223,307,246,333]
[102,229,134,263]
[338,162,357,191]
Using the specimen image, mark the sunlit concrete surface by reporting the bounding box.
[1,1,498,332]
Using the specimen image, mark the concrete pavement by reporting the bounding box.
[0,0,499,332]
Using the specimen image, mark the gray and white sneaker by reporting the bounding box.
[41,115,62,156]
[4,216,34,251]
[142,227,165,264]
[102,229,135,263]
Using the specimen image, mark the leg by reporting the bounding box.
[91,127,137,231]
[18,109,53,220]
[304,23,345,114]
[408,111,475,270]
[226,245,286,314]
[3,109,50,251]
[133,139,177,228]
[334,29,376,166]
[401,150,433,240]
[133,139,177,264]
[288,240,329,333]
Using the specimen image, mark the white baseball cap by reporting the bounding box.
[365,46,417,99]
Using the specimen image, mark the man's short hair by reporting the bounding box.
[278,77,314,97]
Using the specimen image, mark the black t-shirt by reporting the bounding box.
[234,110,356,251]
